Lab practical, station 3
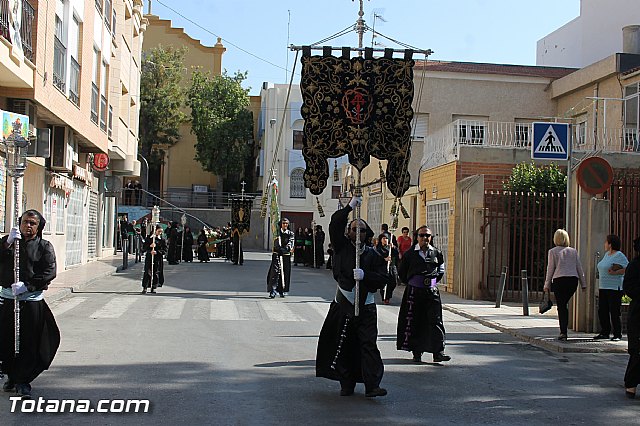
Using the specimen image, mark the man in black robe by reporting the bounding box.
[316,196,390,398]
[396,226,450,363]
[266,218,295,298]
[166,222,179,265]
[142,225,167,294]
[0,210,60,399]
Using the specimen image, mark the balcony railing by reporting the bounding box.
[53,37,67,92]
[1,0,36,62]
[91,83,99,124]
[69,57,80,106]
[423,119,640,169]
[108,105,113,139]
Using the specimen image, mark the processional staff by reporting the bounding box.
[2,127,30,355]
[150,206,160,281]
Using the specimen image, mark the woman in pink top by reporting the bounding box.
[544,229,586,341]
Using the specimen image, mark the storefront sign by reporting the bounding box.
[73,164,92,186]
[49,174,74,195]
[93,153,110,171]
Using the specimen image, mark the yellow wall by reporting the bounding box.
[419,162,457,291]
[142,15,226,191]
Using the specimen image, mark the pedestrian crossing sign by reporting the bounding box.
[532,122,570,160]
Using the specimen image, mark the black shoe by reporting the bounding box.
[412,351,422,362]
[150,289,156,294]
[141,288,147,294]
[269,292,276,299]
[279,293,285,298]
[433,352,451,362]
[558,333,568,341]
[340,388,354,396]
[593,333,609,340]
[612,336,622,342]
[365,387,387,397]
[15,383,31,399]
[3,380,14,392]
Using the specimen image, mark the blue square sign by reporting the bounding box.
[531,122,570,160]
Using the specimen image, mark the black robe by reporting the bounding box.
[316,206,389,389]
[197,233,209,262]
[182,231,194,262]
[624,256,640,388]
[0,235,60,385]
[397,244,446,355]
[142,236,167,289]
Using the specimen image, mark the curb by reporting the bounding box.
[46,261,143,304]
[442,304,627,354]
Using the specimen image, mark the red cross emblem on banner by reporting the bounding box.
[342,88,370,125]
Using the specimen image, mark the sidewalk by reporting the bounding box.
[440,291,628,354]
[45,252,143,303]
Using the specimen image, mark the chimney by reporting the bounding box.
[623,25,640,54]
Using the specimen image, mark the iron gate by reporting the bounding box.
[482,191,565,301]
[608,173,640,255]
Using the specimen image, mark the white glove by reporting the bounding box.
[349,196,363,209]
[11,282,27,296]
[353,268,364,281]
[7,226,21,245]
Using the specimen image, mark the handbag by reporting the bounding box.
[539,292,553,314]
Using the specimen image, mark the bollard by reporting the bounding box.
[521,269,529,316]
[122,238,128,270]
[495,266,508,308]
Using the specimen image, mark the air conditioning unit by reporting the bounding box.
[9,99,36,134]
[50,126,74,171]
[26,128,51,158]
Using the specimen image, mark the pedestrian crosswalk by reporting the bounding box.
[50,294,402,325]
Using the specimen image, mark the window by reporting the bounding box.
[100,60,108,131]
[332,185,341,199]
[624,82,639,151]
[108,105,113,139]
[514,123,531,148]
[411,113,428,140]
[293,130,304,150]
[68,16,80,106]
[95,0,103,15]
[91,48,99,124]
[576,121,587,146]
[53,16,66,92]
[425,200,450,285]
[290,168,306,198]
[104,0,112,31]
[454,119,486,145]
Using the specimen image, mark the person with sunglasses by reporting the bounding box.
[0,210,60,399]
[316,195,391,398]
[397,226,450,363]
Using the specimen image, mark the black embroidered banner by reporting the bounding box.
[300,49,415,197]
[231,198,253,234]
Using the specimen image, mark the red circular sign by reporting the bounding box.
[93,153,110,171]
[576,157,613,195]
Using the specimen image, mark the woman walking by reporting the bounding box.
[544,229,586,341]
[623,237,640,399]
[594,234,629,341]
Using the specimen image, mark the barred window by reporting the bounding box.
[290,168,306,199]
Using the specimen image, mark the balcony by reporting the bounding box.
[423,119,640,169]
[100,95,108,131]
[0,0,35,62]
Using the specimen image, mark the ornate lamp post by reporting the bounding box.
[2,125,30,355]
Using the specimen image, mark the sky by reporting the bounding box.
[150,0,581,95]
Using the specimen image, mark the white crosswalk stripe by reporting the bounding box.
[51,297,88,316]
[260,301,307,322]
[55,295,400,324]
[210,299,242,320]
[152,299,186,319]
[90,297,138,319]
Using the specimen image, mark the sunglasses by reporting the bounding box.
[351,227,367,232]
[417,233,432,238]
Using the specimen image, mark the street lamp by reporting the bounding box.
[2,119,30,356]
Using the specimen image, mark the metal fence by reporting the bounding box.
[608,173,640,255]
[482,191,566,302]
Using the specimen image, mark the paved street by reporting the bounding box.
[1,252,637,425]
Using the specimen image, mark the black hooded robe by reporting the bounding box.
[315,205,390,391]
[0,210,60,386]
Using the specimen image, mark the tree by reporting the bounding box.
[503,161,566,193]
[139,45,188,173]
[187,70,253,191]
